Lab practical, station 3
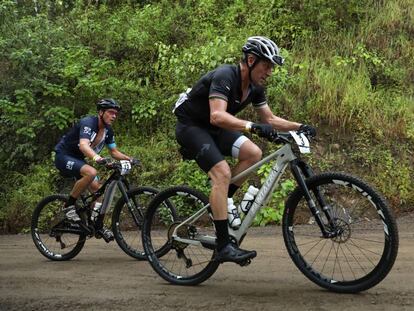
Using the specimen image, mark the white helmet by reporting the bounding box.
[242,36,284,66]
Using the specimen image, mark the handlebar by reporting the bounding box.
[264,130,314,144]
[97,158,141,172]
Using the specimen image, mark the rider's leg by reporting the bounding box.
[70,164,98,198]
[85,178,113,242]
[88,179,101,193]
[88,178,112,241]
[231,140,262,183]
[55,153,96,222]
[212,134,262,229]
[88,178,103,207]
[88,178,104,224]
[208,160,256,262]
[63,164,97,221]
[228,139,262,196]
[175,124,256,262]
[208,160,231,221]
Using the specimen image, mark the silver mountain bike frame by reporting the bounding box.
[171,142,298,247]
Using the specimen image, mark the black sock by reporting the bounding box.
[214,219,229,251]
[228,184,240,198]
[66,196,77,208]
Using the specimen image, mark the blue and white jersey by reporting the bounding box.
[55,116,116,159]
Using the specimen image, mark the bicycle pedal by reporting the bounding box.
[95,234,114,243]
[95,229,114,243]
[238,258,251,267]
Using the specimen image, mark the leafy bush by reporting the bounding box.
[0,0,413,232]
[252,163,296,226]
[0,163,57,233]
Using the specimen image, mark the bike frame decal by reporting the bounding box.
[228,144,297,241]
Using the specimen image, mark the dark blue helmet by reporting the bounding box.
[96,98,121,111]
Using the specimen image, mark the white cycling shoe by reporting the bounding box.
[63,205,81,222]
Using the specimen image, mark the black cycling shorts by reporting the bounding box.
[54,152,86,179]
[175,121,249,173]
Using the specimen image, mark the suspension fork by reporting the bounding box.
[290,160,335,238]
[116,179,144,226]
[119,178,141,215]
[295,160,334,219]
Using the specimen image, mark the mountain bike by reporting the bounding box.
[142,131,399,293]
[31,159,165,261]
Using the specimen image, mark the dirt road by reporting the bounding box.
[1,214,413,311]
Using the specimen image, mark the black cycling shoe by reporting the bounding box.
[215,243,257,264]
[95,228,114,243]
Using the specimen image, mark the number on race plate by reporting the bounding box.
[119,160,132,175]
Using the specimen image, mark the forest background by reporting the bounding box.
[0,0,413,233]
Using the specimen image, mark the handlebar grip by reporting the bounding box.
[104,161,117,169]
[130,158,141,166]
[96,157,112,166]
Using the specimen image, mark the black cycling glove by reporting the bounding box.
[251,123,274,138]
[95,157,110,165]
[299,124,317,138]
[130,157,141,166]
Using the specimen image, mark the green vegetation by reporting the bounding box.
[1,0,413,232]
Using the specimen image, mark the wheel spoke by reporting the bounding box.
[31,195,85,260]
[284,173,398,292]
[113,187,158,260]
[143,186,219,285]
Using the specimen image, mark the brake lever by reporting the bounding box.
[266,130,278,142]
[268,130,290,144]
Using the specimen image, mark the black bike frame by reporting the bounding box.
[53,164,143,236]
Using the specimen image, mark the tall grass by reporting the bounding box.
[282,0,414,141]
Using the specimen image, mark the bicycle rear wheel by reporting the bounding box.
[283,172,399,293]
[112,186,159,260]
[31,194,86,261]
[142,185,220,285]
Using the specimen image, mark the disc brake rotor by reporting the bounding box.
[331,218,351,243]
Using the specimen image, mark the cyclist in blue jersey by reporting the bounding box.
[54,98,132,242]
[174,36,316,263]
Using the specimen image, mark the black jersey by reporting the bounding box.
[174,64,266,127]
[55,116,116,159]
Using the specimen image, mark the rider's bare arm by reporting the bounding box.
[109,148,131,161]
[79,138,99,160]
[209,98,252,131]
[255,104,301,131]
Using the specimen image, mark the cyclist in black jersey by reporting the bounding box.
[54,98,132,242]
[174,36,316,263]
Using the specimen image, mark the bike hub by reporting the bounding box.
[331,218,351,243]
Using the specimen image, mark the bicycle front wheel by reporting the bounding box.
[31,194,86,261]
[283,172,399,293]
[112,186,159,260]
[142,185,220,285]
